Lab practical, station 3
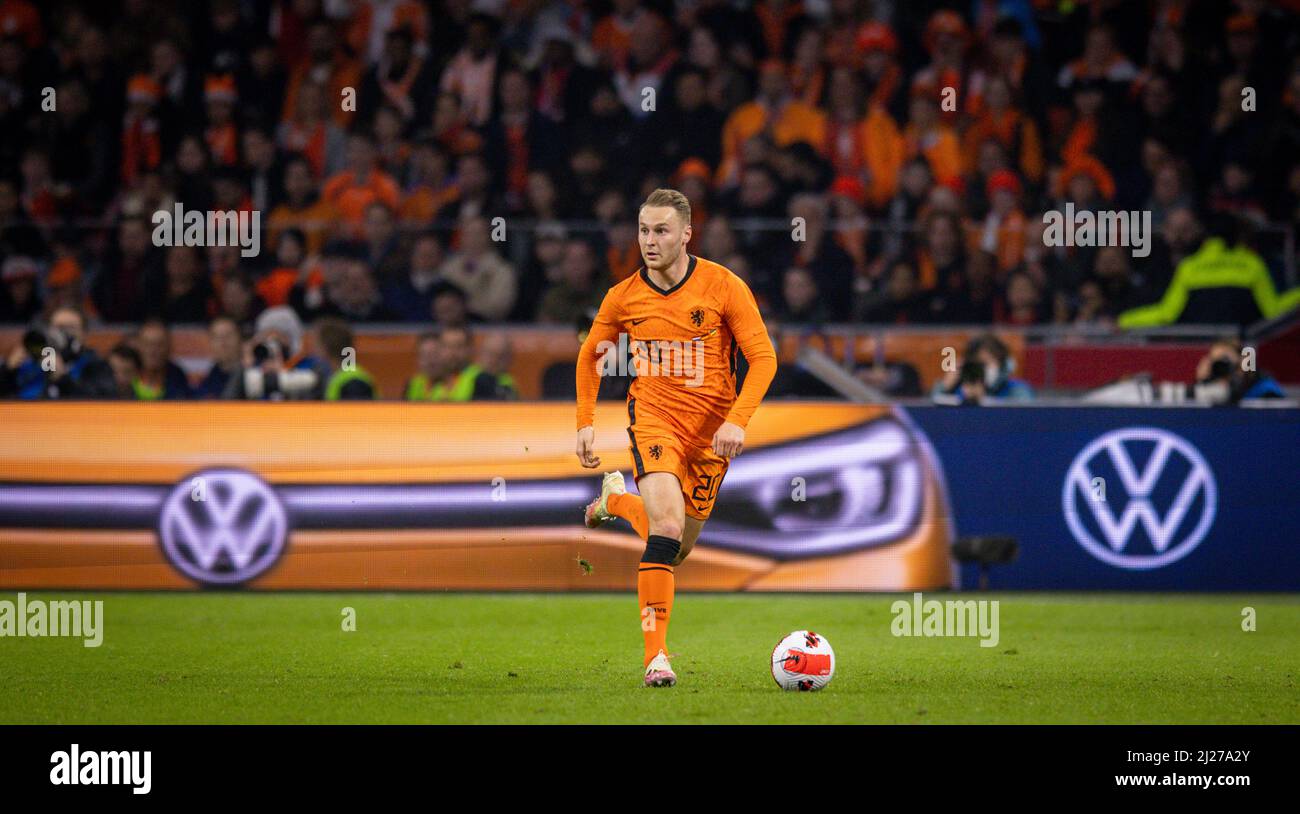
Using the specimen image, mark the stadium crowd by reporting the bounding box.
[1,0,1299,400]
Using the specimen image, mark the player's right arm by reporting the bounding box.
[575,288,623,468]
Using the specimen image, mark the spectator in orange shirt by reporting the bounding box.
[204,74,240,166]
[717,59,827,188]
[322,133,401,236]
[281,19,361,129]
[914,209,966,293]
[1060,77,1107,169]
[754,0,809,61]
[789,25,827,108]
[399,141,452,218]
[257,228,309,309]
[1058,153,1117,204]
[358,25,435,127]
[43,249,97,322]
[972,169,1027,275]
[857,21,905,119]
[902,89,962,189]
[962,75,1043,187]
[268,156,337,257]
[822,66,904,210]
[277,79,346,180]
[428,90,486,156]
[400,142,458,224]
[591,0,645,70]
[913,10,971,120]
[121,75,164,186]
[672,159,713,234]
[18,148,58,226]
[347,0,429,65]
[968,16,1050,121]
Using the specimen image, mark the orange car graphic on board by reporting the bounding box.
[0,402,955,591]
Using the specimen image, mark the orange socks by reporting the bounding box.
[639,534,681,666]
[607,491,649,540]
[637,562,675,666]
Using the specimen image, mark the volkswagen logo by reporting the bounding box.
[1063,428,1217,570]
[157,469,288,585]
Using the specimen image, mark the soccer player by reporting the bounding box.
[574,188,777,687]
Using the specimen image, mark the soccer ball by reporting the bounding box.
[771,630,835,691]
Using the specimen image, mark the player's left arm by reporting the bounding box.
[713,274,778,458]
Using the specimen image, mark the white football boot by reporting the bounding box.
[583,471,626,528]
[644,650,677,687]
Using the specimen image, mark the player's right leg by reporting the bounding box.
[636,470,686,687]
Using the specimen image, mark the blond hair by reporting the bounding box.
[640,188,691,226]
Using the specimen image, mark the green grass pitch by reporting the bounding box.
[2,592,1297,724]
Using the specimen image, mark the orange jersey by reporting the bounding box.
[576,255,777,443]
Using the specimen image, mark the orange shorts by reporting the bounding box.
[626,398,729,520]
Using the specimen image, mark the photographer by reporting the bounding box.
[1,306,115,399]
[932,333,1034,405]
[222,306,330,400]
[1194,338,1284,404]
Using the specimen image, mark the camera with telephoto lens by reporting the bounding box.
[1207,357,1235,383]
[252,337,283,365]
[22,326,80,362]
[959,360,986,386]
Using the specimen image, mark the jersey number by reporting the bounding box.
[691,473,722,507]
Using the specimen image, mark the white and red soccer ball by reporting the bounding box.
[771,630,835,691]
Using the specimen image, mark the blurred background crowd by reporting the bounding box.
[0,0,1298,401]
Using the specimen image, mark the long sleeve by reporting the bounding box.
[722,274,777,428]
[575,289,622,429]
